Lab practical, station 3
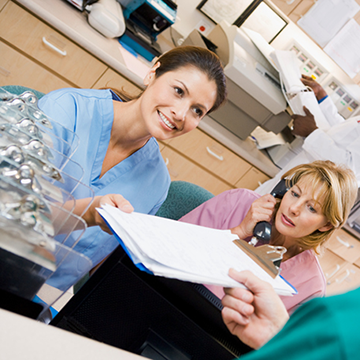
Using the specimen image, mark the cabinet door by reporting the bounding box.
[92,68,142,98]
[326,263,360,296]
[268,0,301,16]
[158,142,165,152]
[166,128,251,186]
[235,167,270,191]
[288,0,316,23]
[0,2,107,88]
[317,248,347,285]
[0,0,8,10]
[324,229,360,264]
[0,41,71,92]
[161,146,232,196]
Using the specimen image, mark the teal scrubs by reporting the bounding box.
[241,287,360,360]
[38,88,170,290]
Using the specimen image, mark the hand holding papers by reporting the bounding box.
[97,205,297,296]
[271,50,329,131]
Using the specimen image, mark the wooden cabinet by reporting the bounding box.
[0,0,8,10]
[92,68,142,98]
[235,167,270,191]
[0,40,71,92]
[161,146,232,196]
[166,128,252,186]
[269,0,316,22]
[269,0,302,16]
[0,1,141,97]
[318,229,360,296]
[318,248,347,284]
[326,263,360,296]
[0,2,107,89]
[163,128,269,193]
[324,229,360,264]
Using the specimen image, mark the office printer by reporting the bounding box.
[187,22,291,140]
[118,0,177,61]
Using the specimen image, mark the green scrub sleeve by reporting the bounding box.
[238,293,348,360]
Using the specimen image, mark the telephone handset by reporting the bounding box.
[249,179,291,246]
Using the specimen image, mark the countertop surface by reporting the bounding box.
[0,308,147,359]
[14,0,280,177]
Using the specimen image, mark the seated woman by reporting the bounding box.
[37,45,227,289]
[179,160,358,314]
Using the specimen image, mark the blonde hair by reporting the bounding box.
[280,160,358,252]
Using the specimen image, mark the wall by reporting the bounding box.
[170,0,360,100]
[172,0,216,38]
[271,0,360,87]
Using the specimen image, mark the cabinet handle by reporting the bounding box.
[164,158,169,166]
[335,269,351,284]
[336,236,353,248]
[206,146,223,161]
[42,36,67,56]
[325,264,340,281]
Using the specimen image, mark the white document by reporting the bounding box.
[270,50,329,130]
[251,126,286,149]
[97,205,297,296]
[270,50,305,94]
[297,0,360,48]
[324,19,360,78]
[288,91,330,131]
[242,27,278,71]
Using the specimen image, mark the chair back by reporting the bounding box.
[2,85,45,99]
[155,181,214,220]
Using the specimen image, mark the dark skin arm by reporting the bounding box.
[290,75,327,137]
[291,106,318,137]
[300,74,327,101]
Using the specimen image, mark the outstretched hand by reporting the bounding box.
[221,269,289,349]
[85,194,134,234]
[291,106,318,137]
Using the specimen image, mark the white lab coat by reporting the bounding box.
[256,97,360,195]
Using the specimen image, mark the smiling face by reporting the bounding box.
[139,64,218,141]
[274,177,332,241]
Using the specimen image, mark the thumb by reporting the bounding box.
[303,106,312,116]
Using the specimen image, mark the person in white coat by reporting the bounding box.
[256,75,360,195]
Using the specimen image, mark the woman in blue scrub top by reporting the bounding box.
[38,46,227,289]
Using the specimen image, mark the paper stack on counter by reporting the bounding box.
[97,204,297,296]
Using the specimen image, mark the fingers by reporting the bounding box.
[222,285,255,324]
[301,74,312,81]
[100,194,134,213]
[228,269,273,295]
[290,115,302,124]
[290,106,313,120]
[261,193,277,204]
[221,306,251,327]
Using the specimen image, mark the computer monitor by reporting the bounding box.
[50,246,252,360]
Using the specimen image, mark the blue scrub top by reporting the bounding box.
[38,88,170,290]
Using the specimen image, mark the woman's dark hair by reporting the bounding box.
[110,46,227,114]
[154,46,227,114]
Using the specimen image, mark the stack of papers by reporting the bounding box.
[97,205,297,296]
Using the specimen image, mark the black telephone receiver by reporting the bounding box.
[252,179,291,244]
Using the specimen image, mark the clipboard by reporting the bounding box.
[233,240,286,279]
[97,205,297,296]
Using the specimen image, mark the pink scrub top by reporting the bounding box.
[179,188,326,314]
